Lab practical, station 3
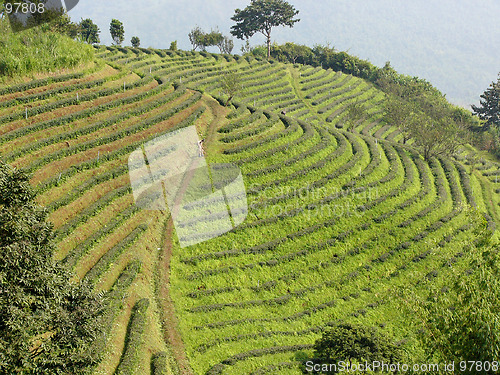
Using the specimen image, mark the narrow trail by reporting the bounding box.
[287,65,321,123]
[155,95,229,375]
[157,217,192,375]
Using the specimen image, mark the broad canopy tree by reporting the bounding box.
[230,0,300,59]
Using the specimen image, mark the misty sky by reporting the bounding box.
[68,0,500,107]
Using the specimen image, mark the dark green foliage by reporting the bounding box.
[302,323,404,374]
[40,12,80,38]
[420,246,500,368]
[169,40,178,50]
[204,29,223,50]
[272,42,312,64]
[269,43,379,81]
[407,107,466,161]
[110,19,124,46]
[151,352,170,375]
[383,94,416,144]
[472,74,500,130]
[79,18,100,44]
[231,0,300,58]
[131,36,140,48]
[0,161,104,374]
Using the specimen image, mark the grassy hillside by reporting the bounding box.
[0,16,94,80]
[1,45,500,374]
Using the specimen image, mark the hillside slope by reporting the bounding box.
[0,16,94,80]
[1,46,500,374]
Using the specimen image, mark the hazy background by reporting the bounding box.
[68,0,500,107]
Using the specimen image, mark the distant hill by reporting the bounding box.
[67,0,500,107]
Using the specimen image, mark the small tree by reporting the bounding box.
[109,19,124,46]
[384,95,415,144]
[272,42,312,64]
[344,100,367,131]
[79,18,100,44]
[220,70,241,106]
[302,322,404,374]
[217,35,234,54]
[230,0,300,59]
[205,29,224,49]
[472,74,500,130]
[169,40,178,51]
[188,26,205,51]
[408,110,465,161]
[240,38,251,54]
[131,36,140,48]
[189,26,229,52]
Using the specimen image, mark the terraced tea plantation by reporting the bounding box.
[2,45,500,374]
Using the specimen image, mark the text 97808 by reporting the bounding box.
[5,2,45,15]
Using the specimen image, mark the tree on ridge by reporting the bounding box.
[230,0,300,59]
[110,18,124,46]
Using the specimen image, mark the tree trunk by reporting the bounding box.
[266,34,271,59]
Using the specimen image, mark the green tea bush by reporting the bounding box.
[114,298,150,375]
